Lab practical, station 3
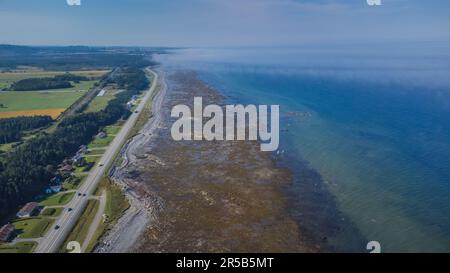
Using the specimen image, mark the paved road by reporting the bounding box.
[35,68,158,253]
[81,191,106,253]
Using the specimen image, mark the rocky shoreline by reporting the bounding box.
[99,68,318,253]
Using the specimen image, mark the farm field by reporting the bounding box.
[0,70,109,90]
[0,69,108,119]
[0,81,96,119]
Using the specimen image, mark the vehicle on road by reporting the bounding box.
[68,208,73,212]
[55,225,60,230]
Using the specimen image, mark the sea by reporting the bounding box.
[153,43,450,252]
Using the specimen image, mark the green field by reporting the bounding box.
[13,217,54,239]
[85,88,122,113]
[0,241,37,253]
[0,70,108,90]
[105,125,121,135]
[0,142,16,153]
[39,192,75,207]
[0,81,95,112]
[88,135,115,149]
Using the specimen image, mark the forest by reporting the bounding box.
[10,78,73,91]
[0,116,53,144]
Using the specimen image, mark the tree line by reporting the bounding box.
[0,116,53,144]
[0,67,149,219]
[9,73,90,91]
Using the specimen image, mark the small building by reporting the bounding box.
[45,185,62,194]
[126,102,133,110]
[78,145,88,154]
[50,176,62,184]
[50,185,62,193]
[16,202,40,218]
[59,164,74,173]
[60,158,73,168]
[72,153,83,164]
[97,131,107,139]
[0,224,15,243]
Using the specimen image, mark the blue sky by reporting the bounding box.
[0,0,449,47]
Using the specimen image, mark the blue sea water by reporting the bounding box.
[155,44,450,252]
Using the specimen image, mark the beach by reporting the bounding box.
[97,68,323,253]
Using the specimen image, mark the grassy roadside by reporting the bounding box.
[85,177,130,252]
[0,241,37,253]
[60,199,99,253]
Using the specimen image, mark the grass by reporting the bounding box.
[84,87,122,113]
[61,199,99,252]
[13,217,54,239]
[0,241,37,253]
[0,82,94,112]
[74,157,100,174]
[0,70,109,90]
[87,149,106,156]
[39,192,75,207]
[40,207,64,217]
[88,135,114,149]
[62,175,85,190]
[0,142,16,153]
[105,125,121,135]
[86,177,129,252]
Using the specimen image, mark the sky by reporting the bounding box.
[0,0,449,47]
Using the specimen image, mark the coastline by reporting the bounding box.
[96,67,359,253]
[95,69,167,253]
[98,68,315,253]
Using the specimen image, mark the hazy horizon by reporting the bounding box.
[0,0,449,47]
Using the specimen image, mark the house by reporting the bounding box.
[45,185,62,194]
[78,145,88,154]
[72,153,83,164]
[16,202,40,218]
[97,131,107,139]
[50,185,62,193]
[59,164,74,173]
[126,102,133,110]
[62,158,73,166]
[50,176,62,184]
[0,224,15,243]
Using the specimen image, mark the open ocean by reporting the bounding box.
[154,44,450,252]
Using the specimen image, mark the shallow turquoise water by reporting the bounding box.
[156,46,450,252]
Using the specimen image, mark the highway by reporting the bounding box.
[35,68,158,253]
